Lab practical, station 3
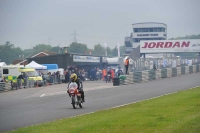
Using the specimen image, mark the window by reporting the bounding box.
[133,28,138,32]
[3,69,9,74]
[133,38,139,42]
[125,42,132,47]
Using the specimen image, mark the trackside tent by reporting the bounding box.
[0,62,7,66]
[26,61,47,70]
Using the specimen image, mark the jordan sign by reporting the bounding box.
[140,39,200,53]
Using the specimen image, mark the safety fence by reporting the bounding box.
[130,57,199,71]
[119,64,200,85]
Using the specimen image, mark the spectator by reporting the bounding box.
[124,57,130,75]
[153,64,157,70]
[65,70,70,83]
[17,73,24,89]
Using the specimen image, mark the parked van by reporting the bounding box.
[0,65,43,86]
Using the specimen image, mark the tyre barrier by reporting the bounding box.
[0,82,12,92]
[117,64,200,86]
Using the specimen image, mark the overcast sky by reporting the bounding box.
[0,0,200,50]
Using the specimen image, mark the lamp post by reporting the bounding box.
[19,55,24,66]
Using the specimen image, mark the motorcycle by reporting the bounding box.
[106,74,111,83]
[68,82,83,109]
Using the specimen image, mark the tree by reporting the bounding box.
[112,46,118,56]
[107,47,112,57]
[0,41,23,64]
[93,44,105,56]
[68,42,88,54]
[120,45,125,55]
[31,44,52,56]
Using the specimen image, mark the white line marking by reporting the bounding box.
[40,94,45,97]
[40,86,118,98]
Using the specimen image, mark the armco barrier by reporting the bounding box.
[119,64,200,86]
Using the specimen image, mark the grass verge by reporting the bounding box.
[9,87,200,133]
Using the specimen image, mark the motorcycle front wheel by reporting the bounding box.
[77,96,82,108]
[71,95,76,109]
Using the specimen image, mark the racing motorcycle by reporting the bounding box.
[68,82,83,109]
[106,74,111,83]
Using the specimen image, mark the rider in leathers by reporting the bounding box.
[68,73,85,102]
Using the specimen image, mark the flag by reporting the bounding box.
[118,43,120,57]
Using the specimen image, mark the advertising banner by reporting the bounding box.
[140,39,200,53]
[73,55,100,62]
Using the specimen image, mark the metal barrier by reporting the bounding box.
[45,75,63,85]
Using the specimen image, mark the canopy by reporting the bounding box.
[42,64,58,70]
[0,62,7,66]
[26,61,47,70]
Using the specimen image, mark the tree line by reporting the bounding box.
[0,41,125,64]
[1,34,199,64]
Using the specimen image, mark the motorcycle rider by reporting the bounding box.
[68,73,85,102]
[106,67,111,83]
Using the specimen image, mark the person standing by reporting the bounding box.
[125,57,130,75]
[65,70,70,83]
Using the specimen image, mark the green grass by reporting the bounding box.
[9,87,200,133]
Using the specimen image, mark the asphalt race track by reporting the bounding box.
[0,73,200,132]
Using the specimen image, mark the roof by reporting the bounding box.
[31,52,56,58]
[12,60,27,65]
[132,22,167,26]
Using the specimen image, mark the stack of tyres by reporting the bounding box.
[161,69,167,78]
[133,71,142,83]
[148,70,156,81]
[181,66,185,75]
[196,65,200,72]
[189,66,193,74]
[113,77,120,86]
[172,68,177,77]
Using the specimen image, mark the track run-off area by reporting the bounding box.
[0,73,200,132]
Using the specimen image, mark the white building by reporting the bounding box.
[125,22,167,54]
